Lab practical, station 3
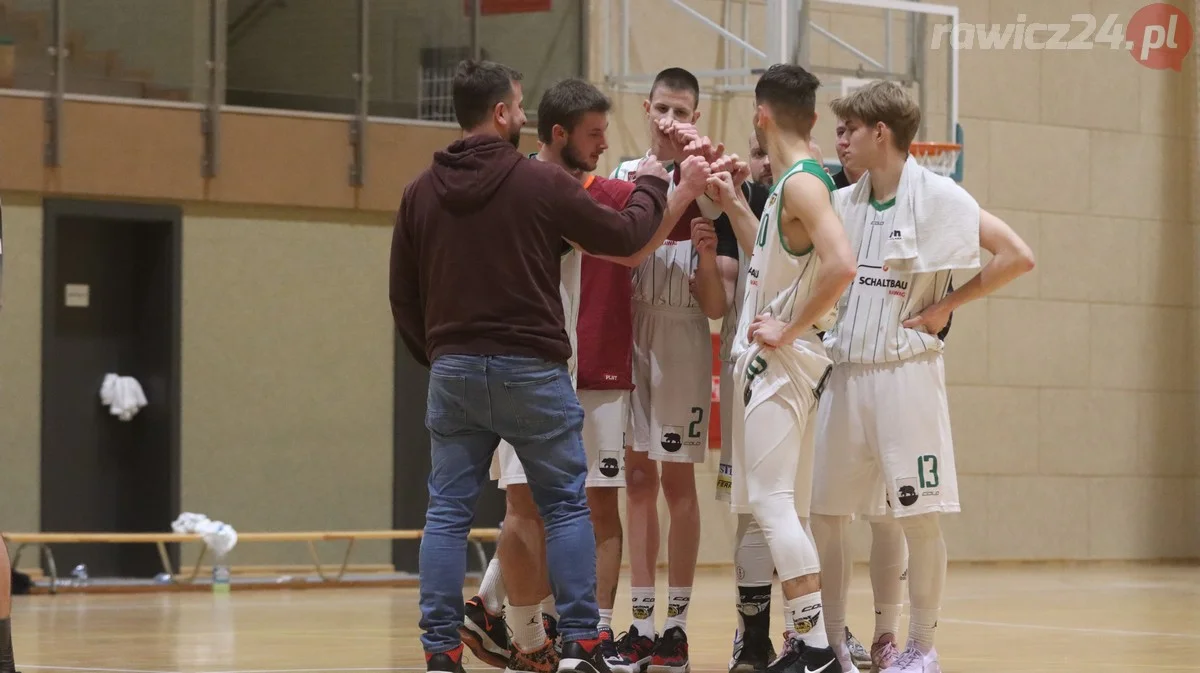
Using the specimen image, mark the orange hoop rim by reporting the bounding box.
[909,141,962,156]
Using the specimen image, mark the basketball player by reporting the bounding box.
[715,133,775,673]
[463,79,711,673]
[608,67,736,673]
[809,81,1034,673]
[704,62,856,673]
[830,119,863,189]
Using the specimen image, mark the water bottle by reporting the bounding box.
[71,564,89,588]
[212,556,231,595]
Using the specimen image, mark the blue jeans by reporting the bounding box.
[418,354,599,654]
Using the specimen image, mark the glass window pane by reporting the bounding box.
[476,0,583,119]
[1,0,52,92]
[369,0,473,121]
[64,0,206,102]
[226,0,358,115]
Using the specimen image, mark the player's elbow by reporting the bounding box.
[1014,243,1036,274]
[830,255,857,287]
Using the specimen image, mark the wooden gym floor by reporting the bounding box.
[10,563,1199,672]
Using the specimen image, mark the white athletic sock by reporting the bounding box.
[785,592,829,649]
[630,587,656,637]
[599,608,613,630]
[662,587,692,633]
[811,515,852,647]
[869,518,907,641]
[478,557,506,615]
[540,594,559,622]
[874,604,903,643]
[510,603,547,652]
[900,513,946,651]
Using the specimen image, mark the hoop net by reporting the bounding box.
[910,142,961,179]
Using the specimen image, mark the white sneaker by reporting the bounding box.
[881,640,940,673]
[833,642,861,673]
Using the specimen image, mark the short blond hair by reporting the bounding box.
[829,81,921,152]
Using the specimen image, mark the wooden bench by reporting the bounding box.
[2,528,501,594]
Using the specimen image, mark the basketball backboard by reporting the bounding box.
[597,0,964,182]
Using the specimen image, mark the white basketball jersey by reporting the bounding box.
[719,247,749,363]
[821,196,954,365]
[611,157,702,312]
[561,247,582,387]
[730,159,833,364]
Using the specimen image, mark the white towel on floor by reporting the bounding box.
[839,154,981,273]
[99,373,148,421]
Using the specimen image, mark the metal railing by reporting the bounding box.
[0,0,584,185]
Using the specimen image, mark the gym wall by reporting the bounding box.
[0,94,538,568]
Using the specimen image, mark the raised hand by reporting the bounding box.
[633,153,671,184]
[677,154,712,199]
[683,134,725,163]
[690,217,718,259]
[704,170,740,210]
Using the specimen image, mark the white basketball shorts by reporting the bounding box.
[629,303,712,464]
[492,389,629,489]
[810,350,959,519]
[716,359,736,501]
[729,340,831,519]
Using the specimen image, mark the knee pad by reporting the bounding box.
[750,494,820,581]
[735,515,774,586]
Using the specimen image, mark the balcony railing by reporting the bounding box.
[0,0,585,184]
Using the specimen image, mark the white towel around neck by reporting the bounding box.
[838,155,981,274]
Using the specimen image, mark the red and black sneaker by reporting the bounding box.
[614,625,656,672]
[427,645,467,673]
[559,637,614,673]
[460,595,512,668]
[599,627,638,673]
[647,626,689,673]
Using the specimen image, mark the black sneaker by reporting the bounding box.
[427,646,467,673]
[730,628,776,673]
[460,595,512,668]
[647,626,688,673]
[766,636,841,673]
[559,637,614,673]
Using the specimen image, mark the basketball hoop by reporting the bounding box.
[910,142,962,179]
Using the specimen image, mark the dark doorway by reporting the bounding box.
[41,199,182,580]
[392,337,505,574]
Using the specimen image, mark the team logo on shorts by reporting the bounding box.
[660,426,684,452]
[895,477,920,507]
[599,449,621,478]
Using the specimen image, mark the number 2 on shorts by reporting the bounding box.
[688,406,704,438]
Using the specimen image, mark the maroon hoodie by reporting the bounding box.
[390,135,670,367]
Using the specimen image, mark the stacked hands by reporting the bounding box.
[634,119,791,350]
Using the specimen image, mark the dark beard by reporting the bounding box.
[561,142,593,173]
[508,126,521,149]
